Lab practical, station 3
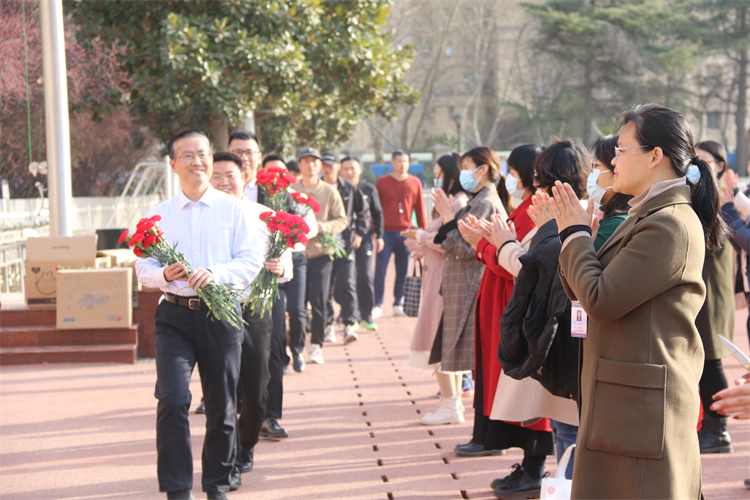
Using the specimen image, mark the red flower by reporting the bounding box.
[291,191,321,213]
[130,232,145,245]
[143,233,157,249]
[119,229,129,243]
[133,247,143,257]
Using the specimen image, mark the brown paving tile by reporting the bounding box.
[0,286,747,499]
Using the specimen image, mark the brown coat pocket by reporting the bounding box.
[587,357,666,459]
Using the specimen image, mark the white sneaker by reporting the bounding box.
[420,396,465,425]
[308,344,324,364]
[343,325,358,345]
[393,305,406,317]
[323,325,336,343]
[372,306,382,319]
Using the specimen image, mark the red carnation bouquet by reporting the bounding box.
[291,190,346,259]
[245,210,309,316]
[120,216,245,327]
[290,190,321,215]
[255,166,297,211]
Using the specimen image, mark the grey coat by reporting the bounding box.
[439,186,506,371]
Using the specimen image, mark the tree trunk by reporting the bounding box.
[209,110,229,152]
[582,60,595,147]
[735,5,748,176]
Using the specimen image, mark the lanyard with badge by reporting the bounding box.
[571,300,587,338]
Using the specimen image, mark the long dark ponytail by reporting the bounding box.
[618,103,726,250]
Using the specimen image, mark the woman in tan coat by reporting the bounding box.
[543,104,725,499]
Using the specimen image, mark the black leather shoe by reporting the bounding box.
[292,352,305,373]
[491,477,506,490]
[492,464,543,499]
[236,447,254,473]
[206,493,227,500]
[229,466,241,491]
[698,416,733,453]
[455,441,506,457]
[195,398,205,414]
[166,491,194,500]
[260,418,289,440]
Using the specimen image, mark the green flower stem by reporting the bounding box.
[144,241,245,328]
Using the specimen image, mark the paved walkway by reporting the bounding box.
[1,307,749,499]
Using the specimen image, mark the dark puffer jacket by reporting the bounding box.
[497,219,579,400]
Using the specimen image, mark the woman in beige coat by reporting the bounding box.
[543,104,725,499]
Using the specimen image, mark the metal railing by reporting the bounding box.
[0,242,26,294]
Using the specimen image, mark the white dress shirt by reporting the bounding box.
[243,179,260,203]
[135,187,264,297]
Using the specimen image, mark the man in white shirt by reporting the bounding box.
[227,130,262,193]
[135,131,263,500]
[209,153,293,481]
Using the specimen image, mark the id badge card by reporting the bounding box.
[571,300,587,338]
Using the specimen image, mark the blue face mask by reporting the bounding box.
[459,166,482,192]
[433,178,443,189]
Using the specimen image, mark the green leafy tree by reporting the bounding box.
[68,0,417,156]
[521,0,699,145]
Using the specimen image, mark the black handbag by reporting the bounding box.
[403,259,423,317]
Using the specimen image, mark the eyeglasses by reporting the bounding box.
[176,152,210,163]
[614,145,650,158]
[230,149,261,159]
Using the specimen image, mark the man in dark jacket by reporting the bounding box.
[321,151,370,344]
[340,156,384,330]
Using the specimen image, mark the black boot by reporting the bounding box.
[492,464,543,499]
[698,416,733,453]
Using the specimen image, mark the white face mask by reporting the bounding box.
[505,173,525,206]
[434,178,443,189]
[587,169,613,206]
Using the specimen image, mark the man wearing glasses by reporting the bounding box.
[135,131,263,500]
[227,130,263,197]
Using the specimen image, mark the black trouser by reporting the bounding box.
[699,358,729,419]
[327,249,359,326]
[153,300,242,494]
[236,307,273,456]
[307,254,333,347]
[355,238,376,323]
[286,252,307,356]
[266,283,287,420]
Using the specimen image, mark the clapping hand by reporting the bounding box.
[711,373,750,419]
[546,181,592,232]
[457,215,487,251]
[588,198,604,241]
[488,213,517,249]
[719,169,737,206]
[432,188,456,224]
[528,192,555,228]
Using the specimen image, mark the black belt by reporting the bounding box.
[164,292,209,311]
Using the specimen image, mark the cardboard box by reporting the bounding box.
[56,268,133,329]
[25,235,98,307]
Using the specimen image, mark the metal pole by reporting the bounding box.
[40,0,74,236]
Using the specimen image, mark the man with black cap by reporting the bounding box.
[320,150,370,344]
[290,147,347,366]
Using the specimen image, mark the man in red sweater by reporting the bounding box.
[373,150,427,317]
